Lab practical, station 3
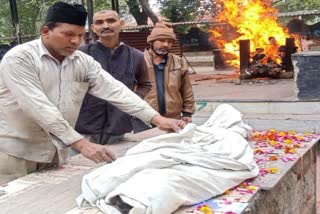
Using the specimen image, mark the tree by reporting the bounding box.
[126,0,148,25]
[158,0,214,22]
[92,0,111,12]
[138,0,158,24]
[125,0,158,25]
[0,0,14,40]
[274,0,320,24]
[0,0,59,43]
[158,0,197,22]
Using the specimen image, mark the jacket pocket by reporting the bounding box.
[168,69,182,91]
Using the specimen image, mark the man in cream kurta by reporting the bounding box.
[0,2,185,184]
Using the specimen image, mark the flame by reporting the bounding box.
[209,0,298,67]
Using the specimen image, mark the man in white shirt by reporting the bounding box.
[0,1,185,184]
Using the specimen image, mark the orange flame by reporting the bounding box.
[209,0,297,67]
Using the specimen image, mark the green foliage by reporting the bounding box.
[0,0,14,40]
[93,0,111,12]
[158,0,198,22]
[274,0,320,24]
[0,0,130,43]
[0,0,60,43]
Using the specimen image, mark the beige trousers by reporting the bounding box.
[0,152,58,185]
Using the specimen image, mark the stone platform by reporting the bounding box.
[0,128,318,214]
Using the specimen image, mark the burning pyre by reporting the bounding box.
[209,0,299,78]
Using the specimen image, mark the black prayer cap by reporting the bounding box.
[45,2,87,26]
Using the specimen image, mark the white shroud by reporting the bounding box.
[77,104,259,214]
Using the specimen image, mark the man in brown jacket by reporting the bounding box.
[133,22,195,133]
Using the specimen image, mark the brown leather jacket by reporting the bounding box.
[144,49,195,119]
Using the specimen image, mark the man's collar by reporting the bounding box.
[38,38,80,61]
[97,40,124,50]
[148,48,159,58]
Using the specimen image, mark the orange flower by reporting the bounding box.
[269,156,278,161]
[254,148,265,154]
[224,190,231,195]
[267,133,276,141]
[284,147,296,154]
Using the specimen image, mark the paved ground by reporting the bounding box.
[189,70,295,101]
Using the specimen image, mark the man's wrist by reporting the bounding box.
[150,114,162,126]
[70,138,86,152]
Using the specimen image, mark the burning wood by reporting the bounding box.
[244,57,283,79]
[241,37,297,79]
[209,0,300,73]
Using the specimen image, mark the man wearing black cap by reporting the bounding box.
[0,2,185,184]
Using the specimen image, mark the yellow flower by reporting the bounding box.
[268,167,278,174]
[199,205,213,214]
[269,128,276,132]
[269,140,277,146]
[284,139,292,144]
[247,186,257,191]
[289,131,296,135]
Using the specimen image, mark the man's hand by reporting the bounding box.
[151,115,186,132]
[71,138,116,163]
[182,116,192,123]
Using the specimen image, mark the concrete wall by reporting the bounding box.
[247,145,317,214]
[292,51,320,100]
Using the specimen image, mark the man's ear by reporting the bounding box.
[40,26,50,38]
[91,24,96,34]
[120,20,125,27]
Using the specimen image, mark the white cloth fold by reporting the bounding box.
[77,104,259,214]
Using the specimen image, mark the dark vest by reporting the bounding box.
[75,42,143,135]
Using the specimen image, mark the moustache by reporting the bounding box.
[100,28,114,33]
[153,47,169,55]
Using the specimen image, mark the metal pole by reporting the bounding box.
[285,38,295,72]
[86,0,95,42]
[115,0,119,13]
[239,39,250,79]
[111,0,119,13]
[9,0,21,44]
